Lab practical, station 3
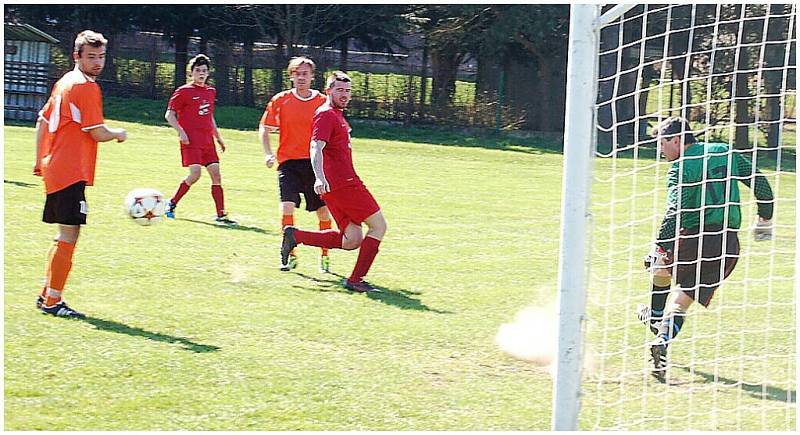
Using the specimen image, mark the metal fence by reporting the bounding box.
[45,30,517,131]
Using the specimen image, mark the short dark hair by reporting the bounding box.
[188,54,211,72]
[326,71,351,89]
[74,30,107,55]
[651,116,696,144]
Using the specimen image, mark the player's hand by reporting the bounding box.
[264,153,276,168]
[33,163,42,176]
[178,130,189,145]
[116,129,127,143]
[217,139,226,153]
[314,178,330,195]
[644,245,672,276]
[753,217,773,241]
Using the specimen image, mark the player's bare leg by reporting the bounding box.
[316,206,333,272]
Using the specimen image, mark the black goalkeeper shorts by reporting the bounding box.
[674,225,740,307]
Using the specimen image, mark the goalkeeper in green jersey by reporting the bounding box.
[638,117,774,379]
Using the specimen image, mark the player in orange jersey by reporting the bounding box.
[260,56,332,272]
[164,54,237,226]
[33,30,128,318]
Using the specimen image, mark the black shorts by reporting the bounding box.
[43,181,88,225]
[674,225,740,307]
[277,159,325,212]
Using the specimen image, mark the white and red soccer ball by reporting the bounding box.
[124,188,166,226]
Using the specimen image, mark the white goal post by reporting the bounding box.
[555,3,796,430]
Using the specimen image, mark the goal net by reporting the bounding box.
[556,4,796,430]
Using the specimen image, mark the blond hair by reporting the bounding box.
[287,56,315,75]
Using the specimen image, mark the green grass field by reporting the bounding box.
[3,104,795,429]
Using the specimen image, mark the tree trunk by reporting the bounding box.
[339,37,349,72]
[763,6,789,157]
[243,40,254,106]
[733,36,752,149]
[213,40,233,105]
[174,33,189,89]
[419,42,429,111]
[430,48,461,110]
[272,37,287,96]
[149,36,158,99]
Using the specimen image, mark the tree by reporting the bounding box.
[411,5,492,110]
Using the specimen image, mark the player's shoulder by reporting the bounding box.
[704,142,731,153]
[270,89,293,102]
[315,103,334,116]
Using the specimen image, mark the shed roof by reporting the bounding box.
[4,23,59,44]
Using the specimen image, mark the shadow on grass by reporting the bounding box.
[4,179,37,188]
[292,271,452,314]
[177,218,272,235]
[678,367,795,403]
[78,316,221,353]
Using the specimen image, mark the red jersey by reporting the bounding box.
[260,89,326,164]
[312,104,360,191]
[37,67,105,194]
[167,83,216,146]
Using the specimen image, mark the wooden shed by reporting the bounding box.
[4,23,59,121]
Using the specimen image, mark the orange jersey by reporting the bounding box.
[260,89,326,164]
[38,67,105,194]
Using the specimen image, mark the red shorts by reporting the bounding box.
[180,144,219,167]
[321,183,380,230]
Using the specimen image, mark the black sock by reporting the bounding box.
[658,310,686,342]
[650,285,670,319]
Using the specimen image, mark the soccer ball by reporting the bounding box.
[124,188,166,226]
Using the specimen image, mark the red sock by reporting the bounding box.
[211,184,225,216]
[348,236,381,283]
[45,240,75,306]
[282,215,294,229]
[295,229,343,249]
[319,220,332,256]
[172,181,191,205]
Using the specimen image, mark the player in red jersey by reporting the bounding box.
[280,71,388,292]
[164,54,237,225]
[260,57,332,272]
[33,30,128,318]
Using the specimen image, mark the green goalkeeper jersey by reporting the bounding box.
[656,142,774,252]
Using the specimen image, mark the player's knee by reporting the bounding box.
[342,233,362,250]
[666,302,687,316]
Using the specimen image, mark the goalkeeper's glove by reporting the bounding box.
[753,217,773,241]
[644,245,672,277]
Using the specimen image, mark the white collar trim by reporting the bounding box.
[74,65,96,83]
[291,89,319,101]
